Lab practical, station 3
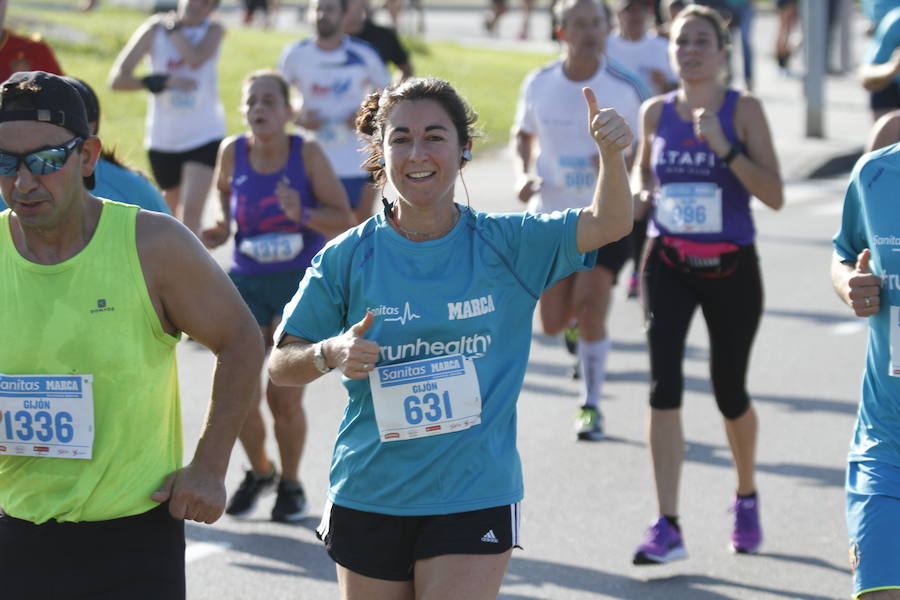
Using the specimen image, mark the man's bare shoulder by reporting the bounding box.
[135,210,203,266]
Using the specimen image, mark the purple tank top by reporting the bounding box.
[230,134,325,276]
[649,89,754,245]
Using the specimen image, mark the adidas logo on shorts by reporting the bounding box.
[481,530,499,543]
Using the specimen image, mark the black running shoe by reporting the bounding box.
[271,480,308,523]
[564,325,579,355]
[225,469,277,517]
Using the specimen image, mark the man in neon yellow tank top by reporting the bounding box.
[0,71,265,600]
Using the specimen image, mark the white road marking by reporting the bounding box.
[186,541,231,564]
[830,321,866,335]
[808,201,843,216]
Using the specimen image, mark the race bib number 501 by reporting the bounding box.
[0,374,94,459]
[368,355,481,442]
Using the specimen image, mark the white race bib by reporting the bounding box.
[656,182,723,234]
[315,120,349,146]
[239,232,304,264]
[889,306,900,377]
[368,354,481,443]
[0,374,94,459]
[164,89,197,112]
[553,155,596,193]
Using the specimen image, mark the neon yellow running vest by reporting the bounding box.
[0,201,182,524]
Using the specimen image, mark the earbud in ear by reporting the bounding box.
[461,148,472,162]
[377,156,385,167]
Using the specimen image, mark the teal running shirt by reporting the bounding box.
[834,143,900,469]
[278,206,596,515]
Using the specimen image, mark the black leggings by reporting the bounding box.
[642,239,762,419]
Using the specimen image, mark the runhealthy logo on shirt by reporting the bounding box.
[379,333,492,362]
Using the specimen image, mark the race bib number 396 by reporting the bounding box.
[656,182,723,234]
[368,355,481,442]
[0,374,94,459]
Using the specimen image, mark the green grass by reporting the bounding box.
[8,3,553,175]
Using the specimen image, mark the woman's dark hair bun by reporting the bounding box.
[356,91,382,137]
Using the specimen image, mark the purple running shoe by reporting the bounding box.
[730,495,762,554]
[633,516,688,565]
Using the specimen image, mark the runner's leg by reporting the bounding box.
[337,565,414,600]
[573,266,613,409]
[162,186,181,219]
[538,274,576,336]
[237,371,274,475]
[268,379,306,483]
[414,551,512,600]
[178,161,215,235]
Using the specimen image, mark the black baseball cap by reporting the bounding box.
[62,77,100,133]
[0,71,96,189]
[0,71,91,139]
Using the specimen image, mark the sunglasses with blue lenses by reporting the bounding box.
[0,136,84,177]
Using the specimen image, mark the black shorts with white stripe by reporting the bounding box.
[317,501,522,581]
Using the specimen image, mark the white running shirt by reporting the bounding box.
[146,20,226,152]
[513,57,648,213]
[606,31,677,96]
[278,37,390,178]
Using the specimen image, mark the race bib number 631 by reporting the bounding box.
[368,355,481,442]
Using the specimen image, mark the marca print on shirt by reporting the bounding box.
[448,295,496,321]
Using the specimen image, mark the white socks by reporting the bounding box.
[578,337,611,409]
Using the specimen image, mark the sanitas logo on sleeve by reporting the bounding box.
[448,295,495,320]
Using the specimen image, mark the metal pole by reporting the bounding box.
[802,0,827,138]
[839,0,853,74]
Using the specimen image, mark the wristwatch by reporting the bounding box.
[313,341,332,374]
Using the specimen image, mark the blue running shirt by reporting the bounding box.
[277,206,596,515]
[834,143,900,469]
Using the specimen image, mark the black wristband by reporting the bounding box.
[141,74,169,94]
[722,144,742,166]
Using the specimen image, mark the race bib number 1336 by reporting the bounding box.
[0,374,94,459]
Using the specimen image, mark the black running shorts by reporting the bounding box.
[870,81,900,112]
[148,139,222,191]
[595,234,633,283]
[317,502,521,581]
[0,503,185,600]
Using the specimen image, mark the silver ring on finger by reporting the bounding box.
[363,363,371,370]
[865,297,871,308]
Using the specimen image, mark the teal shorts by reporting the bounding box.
[229,269,305,327]
[846,461,900,599]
